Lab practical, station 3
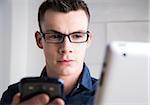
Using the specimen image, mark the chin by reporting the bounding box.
[59,67,77,76]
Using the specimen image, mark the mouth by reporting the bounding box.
[57,59,74,64]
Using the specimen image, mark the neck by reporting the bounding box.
[46,68,82,95]
[45,64,84,95]
[61,74,81,95]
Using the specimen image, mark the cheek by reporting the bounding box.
[75,44,87,58]
[43,46,57,60]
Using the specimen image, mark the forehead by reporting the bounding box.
[41,9,89,33]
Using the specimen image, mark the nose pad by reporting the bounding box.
[58,36,73,54]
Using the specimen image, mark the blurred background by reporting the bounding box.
[0,0,149,98]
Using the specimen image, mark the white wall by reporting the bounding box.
[9,0,46,85]
[9,0,28,84]
[0,0,45,97]
[86,0,149,77]
[0,0,149,97]
[0,0,11,98]
[149,0,150,42]
[26,0,45,77]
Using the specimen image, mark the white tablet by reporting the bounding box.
[94,41,150,105]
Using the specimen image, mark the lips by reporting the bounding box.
[57,59,74,64]
[58,59,73,62]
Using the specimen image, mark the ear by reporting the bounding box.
[35,31,43,49]
[86,31,92,48]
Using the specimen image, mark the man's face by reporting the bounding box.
[35,9,92,78]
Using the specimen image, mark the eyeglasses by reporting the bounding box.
[40,30,90,44]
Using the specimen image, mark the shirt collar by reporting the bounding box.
[79,63,93,91]
[40,66,47,77]
[40,63,93,91]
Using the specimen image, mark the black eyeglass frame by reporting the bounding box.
[40,30,90,44]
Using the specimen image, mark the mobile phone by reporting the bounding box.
[19,77,64,102]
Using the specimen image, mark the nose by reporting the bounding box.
[58,36,73,54]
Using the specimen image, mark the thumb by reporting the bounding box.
[12,93,21,105]
[50,98,65,105]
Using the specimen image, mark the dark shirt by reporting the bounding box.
[0,63,98,105]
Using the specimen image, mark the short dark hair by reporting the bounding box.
[38,0,90,32]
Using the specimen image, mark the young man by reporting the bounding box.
[0,0,98,105]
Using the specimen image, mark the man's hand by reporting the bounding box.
[12,93,65,105]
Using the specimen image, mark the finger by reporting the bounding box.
[49,98,65,105]
[12,93,21,105]
[22,94,49,105]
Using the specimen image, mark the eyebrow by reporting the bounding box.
[45,29,64,35]
[45,29,87,35]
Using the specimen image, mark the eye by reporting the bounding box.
[71,33,85,39]
[46,34,63,39]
